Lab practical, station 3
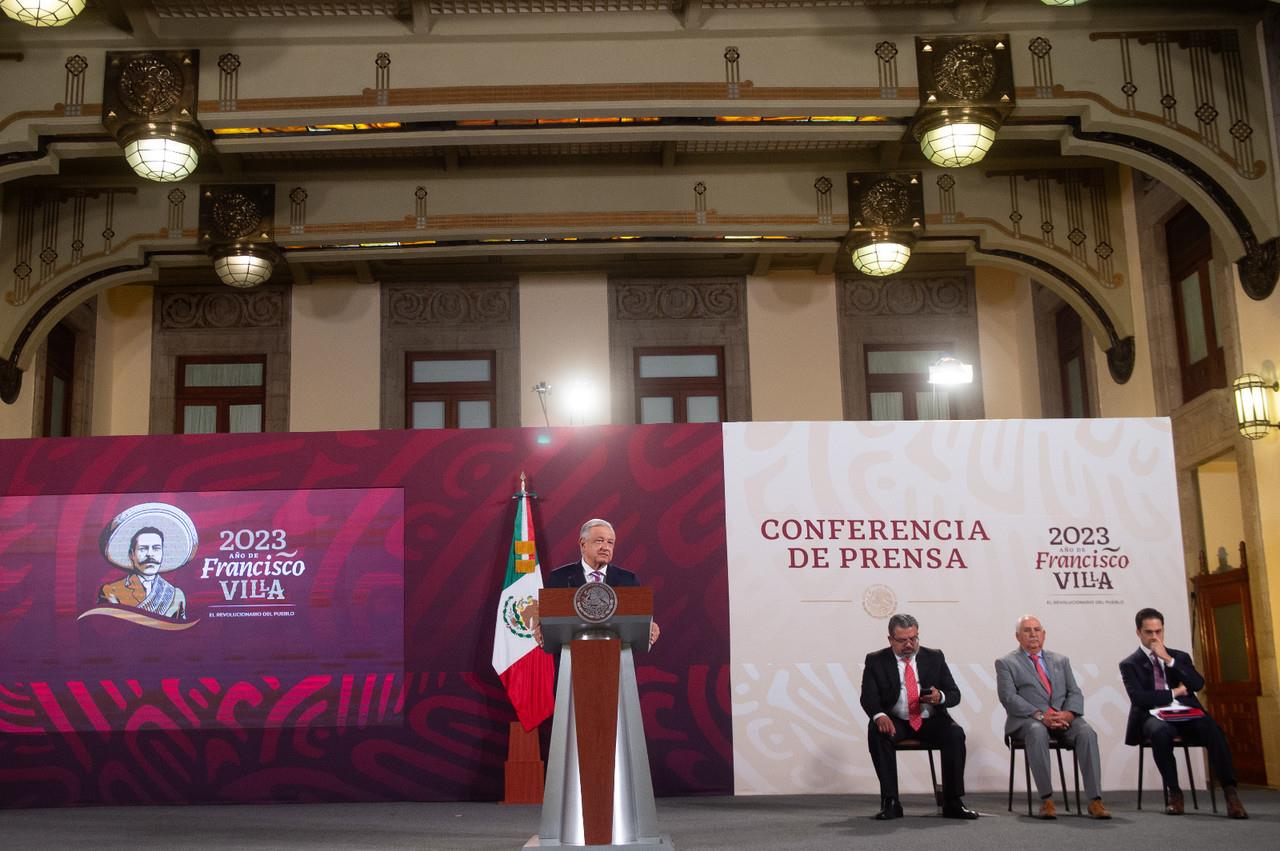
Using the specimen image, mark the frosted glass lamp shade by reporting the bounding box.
[852,241,911,277]
[1233,373,1277,440]
[918,120,997,168]
[123,136,199,183]
[1041,0,1089,6]
[0,0,85,27]
[213,252,275,289]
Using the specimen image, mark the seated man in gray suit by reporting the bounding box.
[995,615,1111,820]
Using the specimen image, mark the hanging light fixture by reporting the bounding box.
[846,171,924,278]
[1040,0,1089,6]
[1232,373,1279,440]
[913,35,1015,169]
[0,0,84,27]
[199,185,281,289]
[102,50,204,183]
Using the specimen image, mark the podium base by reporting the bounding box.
[524,834,674,849]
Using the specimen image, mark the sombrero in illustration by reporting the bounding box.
[79,501,200,630]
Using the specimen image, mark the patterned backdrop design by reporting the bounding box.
[723,419,1188,796]
[0,425,731,807]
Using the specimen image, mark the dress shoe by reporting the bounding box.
[942,799,979,820]
[1165,789,1184,815]
[1036,797,1057,819]
[874,797,903,820]
[1224,785,1248,819]
[1087,798,1112,819]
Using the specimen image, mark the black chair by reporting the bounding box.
[1005,733,1080,816]
[895,738,943,809]
[1136,734,1218,813]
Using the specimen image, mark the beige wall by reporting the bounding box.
[975,266,1040,419]
[1232,263,1280,784]
[91,286,153,437]
[1095,167,1161,418]
[518,273,611,427]
[1197,455,1247,569]
[0,363,34,440]
[290,280,380,432]
[745,272,842,422]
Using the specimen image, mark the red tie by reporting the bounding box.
[589,571,603,583]
[1032,654,1053,697]
[904,659,922,731]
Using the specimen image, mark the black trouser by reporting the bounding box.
[1141,714,1237,791]
[867,714,966,801]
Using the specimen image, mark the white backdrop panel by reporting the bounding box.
[724,419,1190,796]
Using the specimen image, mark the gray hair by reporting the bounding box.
[887,613,918,634]
[1016,614,1043,631]
[579,518,614,539]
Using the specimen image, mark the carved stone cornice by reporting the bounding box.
[159,288,285,330]
[386,283,514,326]
[840,274,972,317]
[613,281,742,321]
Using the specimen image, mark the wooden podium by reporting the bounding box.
[524,586,672,849]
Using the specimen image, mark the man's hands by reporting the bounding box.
[875,715,896,735]
[520,600,660,648]
[1147,637,1174,665]
[920,686,942,705]
[649,621,660,647]
[1041,708,1074,730]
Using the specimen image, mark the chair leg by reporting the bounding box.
[928,748,942,809]
[1073,752,1082,815]
[1138,744,1145,810]
[1023,748,1033,817]
[1055,748,1070,814]
[1197,747,1217,814]
[1008,745,1016,812]
[1182,745,1199,811]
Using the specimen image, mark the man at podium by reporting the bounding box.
[545,519,659,647]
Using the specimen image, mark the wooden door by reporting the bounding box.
[1192,548,1267,784]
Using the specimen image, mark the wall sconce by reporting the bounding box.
[1232,373,1279,440]
[847,171,924,277]
[913,34,1015,168]
[102,50,203,183]
[928,355,974,386]
[199,184,280,289]
[1,0,84,27]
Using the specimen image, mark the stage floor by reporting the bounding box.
[1,790,1275,850]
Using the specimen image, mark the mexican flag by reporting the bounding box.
[491,476,555,731]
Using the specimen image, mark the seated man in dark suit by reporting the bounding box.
[1119,606,1247,818]
[539,518,659,646]
[860,613,977,820]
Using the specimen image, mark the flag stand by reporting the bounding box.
[502,721,544,804]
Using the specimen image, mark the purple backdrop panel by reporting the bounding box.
[0,424,730,806]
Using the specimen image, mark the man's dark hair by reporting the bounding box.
[888,613,918,634]
[1135,607,1164,629]
[130,526,165,554]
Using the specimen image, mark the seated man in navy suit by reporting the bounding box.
[537,518,659,647]
[1119,607,1247,818]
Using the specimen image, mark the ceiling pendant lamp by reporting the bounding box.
[0,0,84,27]
[913,35,1015,169]
[1041,0,1089,6]
[200,185,282,289]
[847,171,924,279]
[102,50,205,183]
